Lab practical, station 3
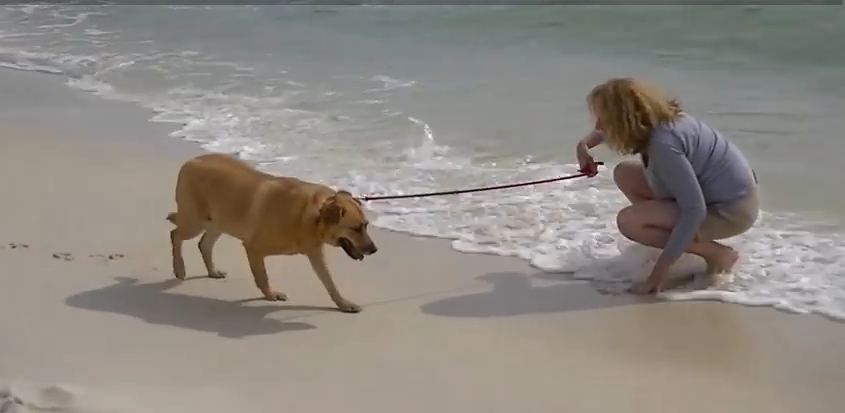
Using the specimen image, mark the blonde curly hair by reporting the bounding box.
[587,77,682,155]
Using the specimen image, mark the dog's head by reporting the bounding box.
[318,190,377,260]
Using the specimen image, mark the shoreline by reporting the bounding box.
[2,68,844,412]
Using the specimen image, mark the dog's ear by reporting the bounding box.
[319,198,346,225]
[336,190,362,206]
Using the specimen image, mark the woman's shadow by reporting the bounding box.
[65,276,320,338]
[420,271,645,318]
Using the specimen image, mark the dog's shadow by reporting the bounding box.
[65,276,322,338]
[420,271,646,318]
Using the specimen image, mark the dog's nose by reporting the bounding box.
[366,244,378,255]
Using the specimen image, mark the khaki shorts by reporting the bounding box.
[697,183,760,241]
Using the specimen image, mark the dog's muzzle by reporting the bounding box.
[363,243,378,255]
[339,238,364,261]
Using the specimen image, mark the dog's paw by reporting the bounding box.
[208,270,227,279]
[263,290,288,301]
[336,300,362,313]
[173,259,186,280]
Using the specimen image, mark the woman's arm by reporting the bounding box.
[633,136,707,294]
[576,130,604,176]
[649,136,707,270]
[577,129,604,151]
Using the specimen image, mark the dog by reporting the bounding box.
[166,153,377,313]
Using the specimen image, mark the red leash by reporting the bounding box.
[360,162,604,202]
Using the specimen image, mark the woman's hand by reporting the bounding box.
[576,144,598,177]
[629,273,667,295]
[576,130,603,177]
[629,257,671,295]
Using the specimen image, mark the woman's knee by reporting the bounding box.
[615,206,638,239]
[616,201,679,241]
[613,161,637,184]
[614,161,653,202]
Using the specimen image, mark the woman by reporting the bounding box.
[575,77,759,294]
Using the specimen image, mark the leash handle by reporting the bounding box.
[361,161,604,202]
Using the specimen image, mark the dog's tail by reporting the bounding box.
[166,212,178,225]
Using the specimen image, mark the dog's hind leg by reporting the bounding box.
[244,246,288,301]
[170,221,203,280]
[198,226,226,279]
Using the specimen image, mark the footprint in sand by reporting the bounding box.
[3,244,128,265]
[88,253,126,263]
[52,252,74,261]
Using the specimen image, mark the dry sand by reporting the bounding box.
[1,70,843,413]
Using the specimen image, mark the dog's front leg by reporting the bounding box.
[244,246,288,302]
[306,248,361,313]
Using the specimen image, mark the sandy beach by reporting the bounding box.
[1,69,844,412]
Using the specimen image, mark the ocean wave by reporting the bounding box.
[83,28,113,36]
[0,47,120,79]
[365,75,416,92]
[37,11,102,29]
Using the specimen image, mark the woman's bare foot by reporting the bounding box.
[704,245,740,275]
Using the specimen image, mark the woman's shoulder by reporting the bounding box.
[651,112,698,143]
[646,114,705,161]
[649,117,682,144]
[659,111,697,130]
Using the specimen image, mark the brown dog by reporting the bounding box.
[166,153,377,313]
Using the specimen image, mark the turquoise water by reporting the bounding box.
[1,4,844,318]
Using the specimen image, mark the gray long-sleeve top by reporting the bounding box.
[601,112,756,263]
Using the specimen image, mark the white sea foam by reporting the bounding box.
[0,49,65,75]
[15,4,46,16]
[83,29,113,36]
[365,75,417,92]
[37,13,91,29]
[66,75,118,98]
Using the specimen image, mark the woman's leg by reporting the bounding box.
[613,161,654,204]
[615,201,738,272]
